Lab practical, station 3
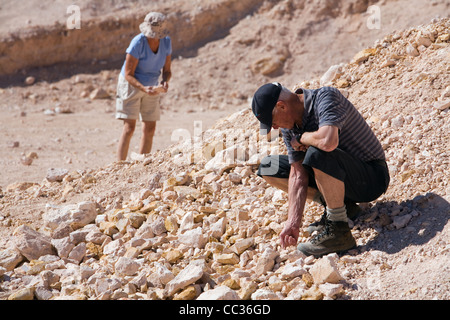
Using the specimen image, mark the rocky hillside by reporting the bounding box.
[0,17,449,300]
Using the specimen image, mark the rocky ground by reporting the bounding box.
[0,0,449,300]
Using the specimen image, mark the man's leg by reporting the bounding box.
[262,176,320,201]
[297,148,357,256]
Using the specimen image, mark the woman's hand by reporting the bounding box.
[142,86,160,96]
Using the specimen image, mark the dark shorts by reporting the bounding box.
[257,146,390,203]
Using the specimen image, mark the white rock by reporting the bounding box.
[309,255,344,284]
[51,237,75,258]
[44,201,97,230]
[197,285,240,300]
[0,248,24,271]
[103,239,126,256]
[433,100,450,111]
[280,261,307,280]
[154,262,174,285]
[319,283,344,298]
[13,225,54,261]
[164,259,206,296]
[46,168,69,182]
[205,145,248,174]
[320,64,344,86]
[210,217,227,239]
[149,216,167,236]
[406,44,419,57]
[115,257,140,276]
[255,248,279,275]
[179,211,195,233]
[251,288,281,300]
[68,242,86,264]
[179,227,207,248]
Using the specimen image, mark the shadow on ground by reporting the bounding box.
[354,192,449,254]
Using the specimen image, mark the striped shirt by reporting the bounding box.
[282,86,385,164]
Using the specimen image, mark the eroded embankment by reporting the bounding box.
[0,0,263,79]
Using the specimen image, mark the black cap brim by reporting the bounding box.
[259,122,272,135]
[252,82,282,135]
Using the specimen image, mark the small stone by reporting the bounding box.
[89,88,110,99]
[164,259,206,297]
[197,285,240,300]
[230,237,254,255]
[163,249,184,264]
[309,255,344,284]
[238,279,258,300]
[416,36,432,47]
[25,76,36,86]
[319,283,344,298]
[251,288,281,300]
[320,64,344,86]
[433,100,450,111]
[173,285,199,300]
[21,156,33,166]
[406,44,419,57]
[255,248,278,276]
[215,253,240,265]
[115,257,140,276]
[46,168,69,182]
[392,214,412,229]
[154,262,175,285]
[13,225,54,261]
[301,286,323,300]
[179,227,207,248]
[280,262,307,280]
[352,48,377,64]
[8,287,35,300]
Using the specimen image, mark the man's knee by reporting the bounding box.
[257,155,290,179]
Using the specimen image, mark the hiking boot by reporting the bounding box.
[305,200,363,236]
[305,209,327,235]
[297,220,356,257]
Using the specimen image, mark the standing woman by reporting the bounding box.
[116,12,172,161]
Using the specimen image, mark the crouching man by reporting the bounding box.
[251,83,390,256]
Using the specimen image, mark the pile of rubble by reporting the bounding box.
[0,18,449,300]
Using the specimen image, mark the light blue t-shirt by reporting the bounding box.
[120,33,172,86]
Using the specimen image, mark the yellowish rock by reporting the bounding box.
[215,253,239,265]
[8,287,35,300]
[222,278,241,290]
[173,285,199,300]
[352,48,377,64]
[163,249,184,263]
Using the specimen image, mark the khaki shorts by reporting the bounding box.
[115,74,161,122]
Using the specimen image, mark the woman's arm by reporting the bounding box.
[124,54,158,95]
[161,54,172,86]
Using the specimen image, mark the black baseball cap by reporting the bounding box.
[251,82,282,134]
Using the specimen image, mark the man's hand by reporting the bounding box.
[290,136,308,152]
[280,222,300,249]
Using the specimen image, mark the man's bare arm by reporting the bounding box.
[280,161,309,248]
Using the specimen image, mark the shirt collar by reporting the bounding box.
[293,88,312,133]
